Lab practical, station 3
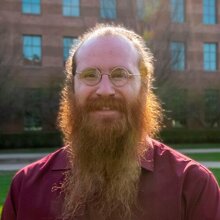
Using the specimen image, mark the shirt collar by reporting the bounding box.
[140,137,154,172]
[51,147,70,171]
[51,138,154,172]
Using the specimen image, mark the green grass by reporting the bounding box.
[0,171,15,206]
[184,152,220,161]
[172,143,220,149]
[210,169,220,184]
[0,171,15,216]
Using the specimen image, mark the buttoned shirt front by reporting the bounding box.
[1,139,220,219]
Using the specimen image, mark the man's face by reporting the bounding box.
[74,36,142,125]
[61,35,150,219]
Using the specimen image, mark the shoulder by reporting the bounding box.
[152,139,192,163]
[151,139,220,216]
[151,139,217,183]
[11,147,69,186]
[150,139,220,202]
[2,148,69,219]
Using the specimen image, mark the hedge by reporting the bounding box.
[0,132,62,149]
[159,128,220,144]
[0,129,220,149]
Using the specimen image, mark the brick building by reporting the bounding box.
[0,0,219,134]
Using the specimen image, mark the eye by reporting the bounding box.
[111,68,127,81]
[79,68,98,81]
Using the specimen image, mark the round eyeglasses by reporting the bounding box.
[76,67,139,87]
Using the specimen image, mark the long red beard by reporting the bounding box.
[60,88,152,219]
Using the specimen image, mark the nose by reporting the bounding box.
[96,74,115,97]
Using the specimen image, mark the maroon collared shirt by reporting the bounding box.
[2,139,220,219]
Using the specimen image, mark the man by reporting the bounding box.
[2,24,220,220]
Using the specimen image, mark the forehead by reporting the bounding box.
[75,35,139,68]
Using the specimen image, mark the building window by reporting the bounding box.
[204,89,220,127]
[170,42,185,71]
[170,0,185,23]
[203,43,217,71]
[203,0,217,24]
[136,0,145,20]
[24,89,42,131]
[23,35,42,65]
[162,88,188,127]
[63,37,78,61]
[100,0,116,19]
[63,0,80,17]
[22,0,41,15]
[171,89,188,127]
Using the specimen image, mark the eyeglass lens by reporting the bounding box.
[78,67,129,86]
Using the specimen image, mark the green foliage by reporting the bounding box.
[0,132,62,149]
[160,128,220,144]
[159,87,188,127]
[204,89,220,127]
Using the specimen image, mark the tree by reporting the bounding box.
[41,80,62,131]
[0,24,61,133]
[0,27,23,132]
[203,89,220,128]
[136,0,192,128]
[20,78,62,132]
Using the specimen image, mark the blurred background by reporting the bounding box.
[0,0,220,214]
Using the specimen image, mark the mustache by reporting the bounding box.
[83,97,127,113]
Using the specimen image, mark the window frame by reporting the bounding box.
[170,0,185,23]
[62,0,80,17]
[136,0,145,20]
[100,0,117,20]
[23,35,42,65]
[23,88,42,131]
[170,41,186,71]
[203,42,218,71]
[203,0,217,25]
[204,89,220,127]
[22,0,41,15]
[63,36,78,62]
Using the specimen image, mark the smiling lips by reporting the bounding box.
[101,107,111,111]
[90,106,121,118]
